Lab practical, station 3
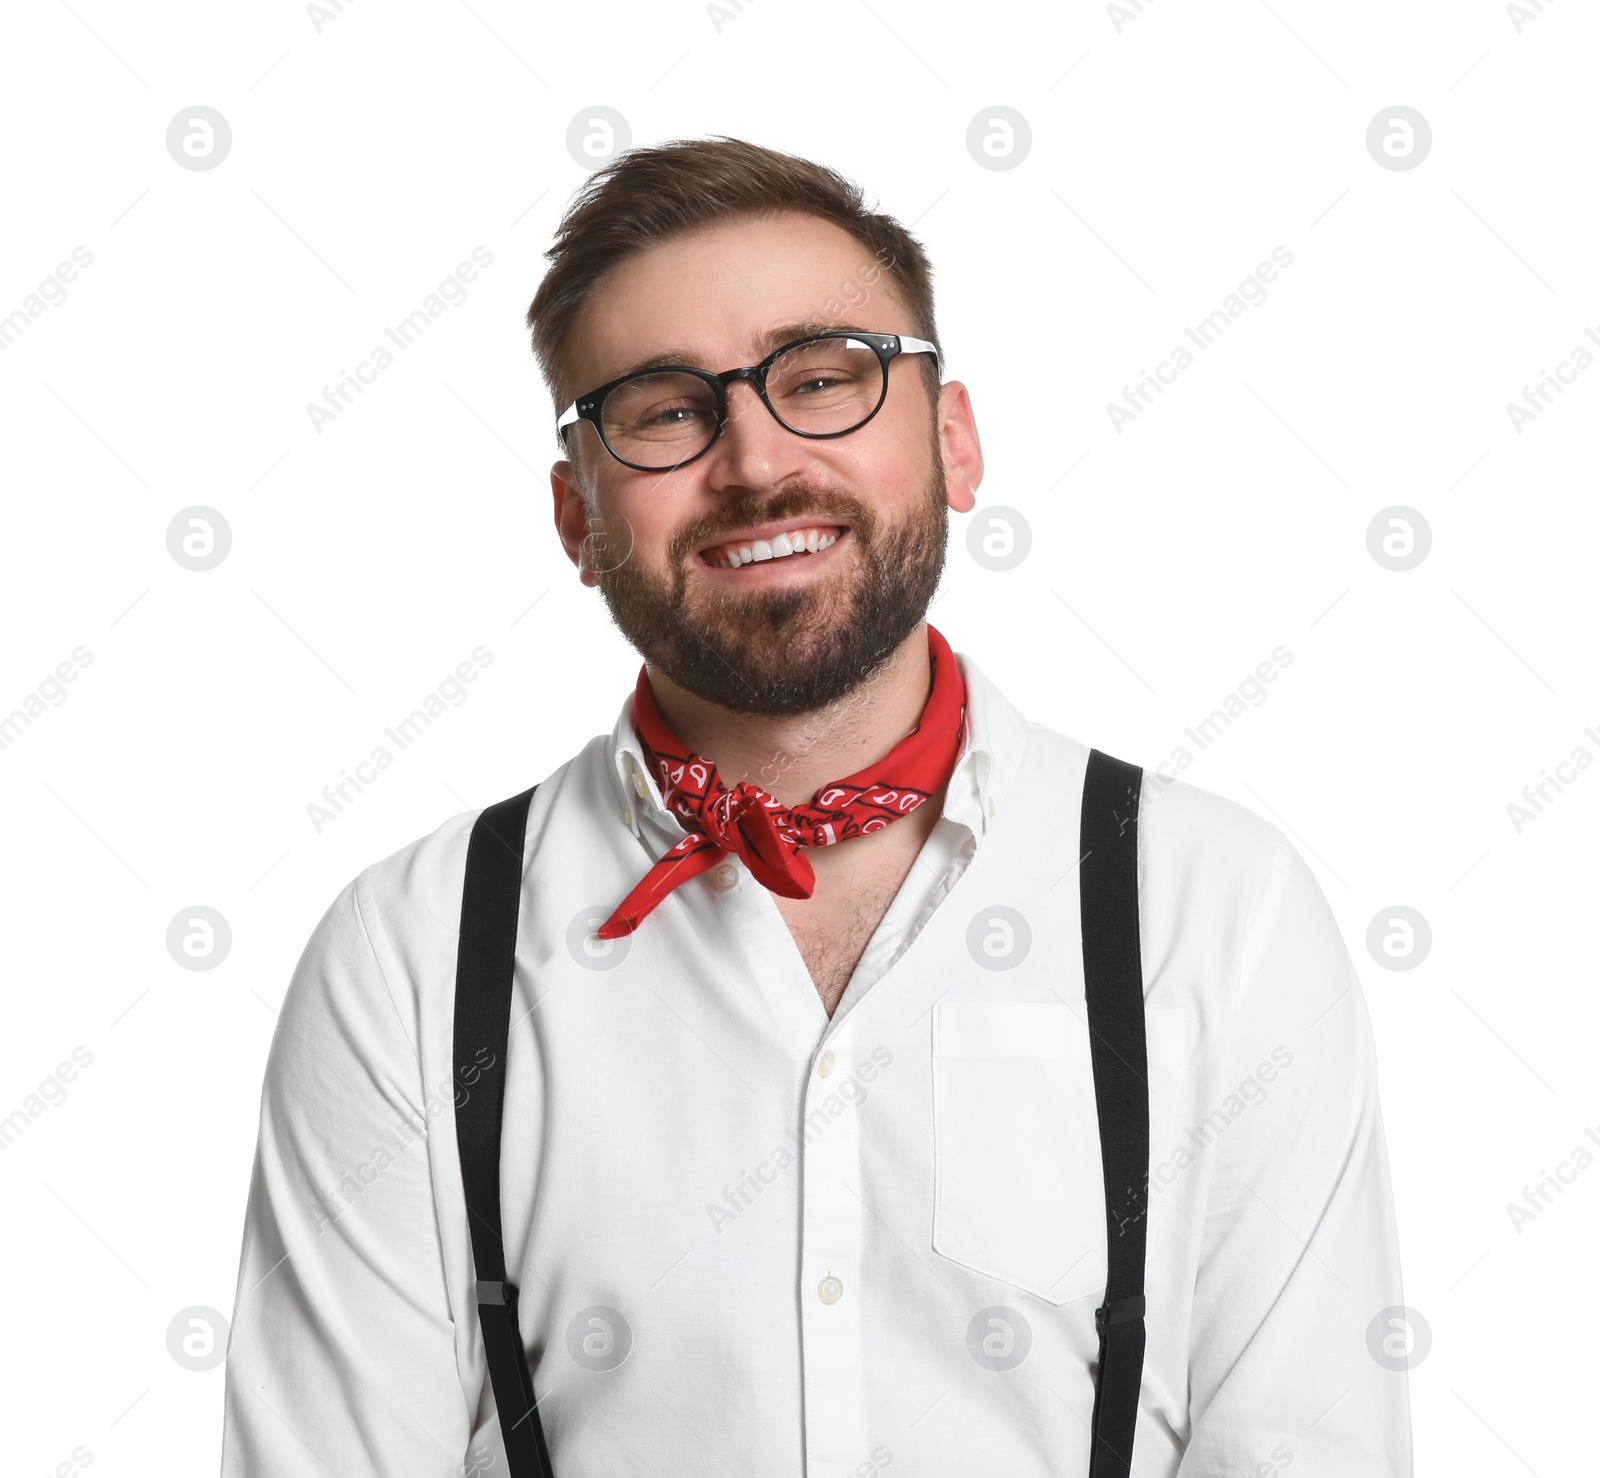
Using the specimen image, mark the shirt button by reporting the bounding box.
[622,804,633,828]
[712,861,740,891]
[817,1049,836,1077]
[631,769,648,798]
[817,1275,844,1304]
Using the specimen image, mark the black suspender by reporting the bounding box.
[1079,749,1150,1478]
[453,750,1148,1477]
[452,784,554,1478]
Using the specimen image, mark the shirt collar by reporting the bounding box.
[605,643,1030,844]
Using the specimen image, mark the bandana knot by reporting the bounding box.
[595,624,968,940]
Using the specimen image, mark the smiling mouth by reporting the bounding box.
[697,524,849,570]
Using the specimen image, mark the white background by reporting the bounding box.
[2,0,1596,1472]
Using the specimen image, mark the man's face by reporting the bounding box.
[551,211,981,716]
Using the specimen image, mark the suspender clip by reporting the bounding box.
[477,1279,512,1306]
[1095,1294,1146,1335]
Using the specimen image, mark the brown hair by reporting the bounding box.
[525,136,943,447]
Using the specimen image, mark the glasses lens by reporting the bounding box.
[601,371,719,467]
[764,338,886,436]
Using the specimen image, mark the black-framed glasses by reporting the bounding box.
[556,330,941,472]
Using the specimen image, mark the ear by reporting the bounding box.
[551,458,598,588]
[936,380,982,514]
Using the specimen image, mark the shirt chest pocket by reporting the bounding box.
[931,1000,1106,1306]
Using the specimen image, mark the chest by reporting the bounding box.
[773,848,916,1016]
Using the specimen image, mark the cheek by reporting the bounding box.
[576,492,636,573]
[602,491,685,575]
[838,416,934,506]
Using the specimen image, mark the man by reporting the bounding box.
[222,137,1412,1476]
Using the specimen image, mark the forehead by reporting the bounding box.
[565,211,908,391]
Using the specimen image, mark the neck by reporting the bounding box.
[643,624,934,808]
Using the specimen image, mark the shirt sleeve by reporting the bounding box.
[1177,828,1414,1477]
[221,873,476,1478]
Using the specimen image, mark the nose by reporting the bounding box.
[704,376,810,489]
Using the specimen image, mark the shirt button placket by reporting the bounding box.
[798,1021,870,1475]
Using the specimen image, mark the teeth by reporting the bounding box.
[712,527,839,568]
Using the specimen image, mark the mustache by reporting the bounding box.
[674,488,871,557]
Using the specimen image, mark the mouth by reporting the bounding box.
[695,520,851,574]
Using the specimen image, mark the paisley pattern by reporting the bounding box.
[595,624,969,939]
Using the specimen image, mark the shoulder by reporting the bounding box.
[1020,722,1299,943]
[1137,766,1293,910]
[271,806,483,1067]
[351,748,598,977]
[268,754,592,1099]
[349,805,480,975]
[1040,731,1352,1034]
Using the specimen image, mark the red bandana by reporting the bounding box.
[595,624,969,940]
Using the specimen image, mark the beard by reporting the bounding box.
[590,449,949,717]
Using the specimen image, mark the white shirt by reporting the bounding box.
[222,645,1412,1477]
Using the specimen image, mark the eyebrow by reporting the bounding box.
[600,322,883,387]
